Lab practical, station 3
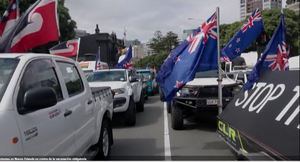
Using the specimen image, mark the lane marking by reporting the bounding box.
[164,102,172,160]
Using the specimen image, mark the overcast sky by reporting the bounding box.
[65,0,286,43]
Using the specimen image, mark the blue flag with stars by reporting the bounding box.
[156,29,200,84]
[222,9,264,61]
[157,12,218,101]
[116,45,132,69]
[244,14,289,90]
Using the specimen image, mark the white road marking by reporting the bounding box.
[164,102,172,160]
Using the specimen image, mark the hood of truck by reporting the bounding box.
[186,77,236,86]
[89,81,127,90]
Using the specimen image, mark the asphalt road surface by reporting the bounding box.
[109,95,236,160]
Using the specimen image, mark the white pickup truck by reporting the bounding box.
[87,69,144,126]
[0,54,113,159]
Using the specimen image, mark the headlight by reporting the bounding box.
[177,87,190,96]
[232,86,242,95]
[112,88,126,95]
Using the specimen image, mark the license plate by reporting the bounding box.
[206,99,218,105]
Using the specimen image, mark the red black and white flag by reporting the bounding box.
[0,0,19,37]
[49,39,80,58]
[3,0,60,53]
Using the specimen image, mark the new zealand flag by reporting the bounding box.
[157,12,218,101]
[156,29,200,84]
[116,45,133,69]
[244,14,289,90]
[222,9,264,61]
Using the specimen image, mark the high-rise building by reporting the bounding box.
[240,0,282,20]
[182,29,194,40]
[132,45,145,60]
[263,0,282,10]
[286,0,300,14]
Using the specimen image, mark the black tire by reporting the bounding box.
[167,101,171,114]
[171,102,184,130]
[97,118,112,159]
[136,91,145,112]
[159,87,165,102]
[125,97,136,126]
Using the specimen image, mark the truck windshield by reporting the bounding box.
[137,71,152,80]
[87,71,127,82]
[0,58,19,102]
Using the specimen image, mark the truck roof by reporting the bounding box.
[0,53,74,62]
[95,69,126,72]
[137,69,151,72]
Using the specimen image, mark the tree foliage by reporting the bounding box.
[134,52,168,69]
[0,0,76,42]
[135,31,179,69]
[149,30,179,54]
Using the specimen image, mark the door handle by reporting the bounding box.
[64,110,72,117]
[87,100,93,105]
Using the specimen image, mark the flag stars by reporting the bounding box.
[236,38,241,43]
[174,81,184,89]
[235,48,240,53]
[175,56,181,64]
[228,44,232,48]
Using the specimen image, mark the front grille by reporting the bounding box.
[113,97,126,108]
[196,87,218,98]
[194,86,236,98]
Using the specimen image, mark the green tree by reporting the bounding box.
[163,31,179,52]
[149,30,164,54]
[0,0,76,42]
[220,22,242,47]
[134,53,168,69]
[149,31,179,55]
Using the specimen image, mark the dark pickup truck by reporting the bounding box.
[169,70,241,130]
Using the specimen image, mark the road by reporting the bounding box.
[109,95,236,160]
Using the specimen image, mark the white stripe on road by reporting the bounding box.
[164,102,172,160]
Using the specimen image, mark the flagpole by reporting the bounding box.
[75,38,81,62]
[216,7,223,115]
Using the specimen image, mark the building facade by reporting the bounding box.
[75,29,89,38]
[77,26,124,67]
[132,44,145,61]
[286,0,300,14]
[182,29,194,40]
[263,0,282,10]
[143,43,155,56]
[240,0,282,20]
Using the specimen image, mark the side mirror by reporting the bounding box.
[224,62,232,73]
[23,87,57,113]
[236,80,244,85]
